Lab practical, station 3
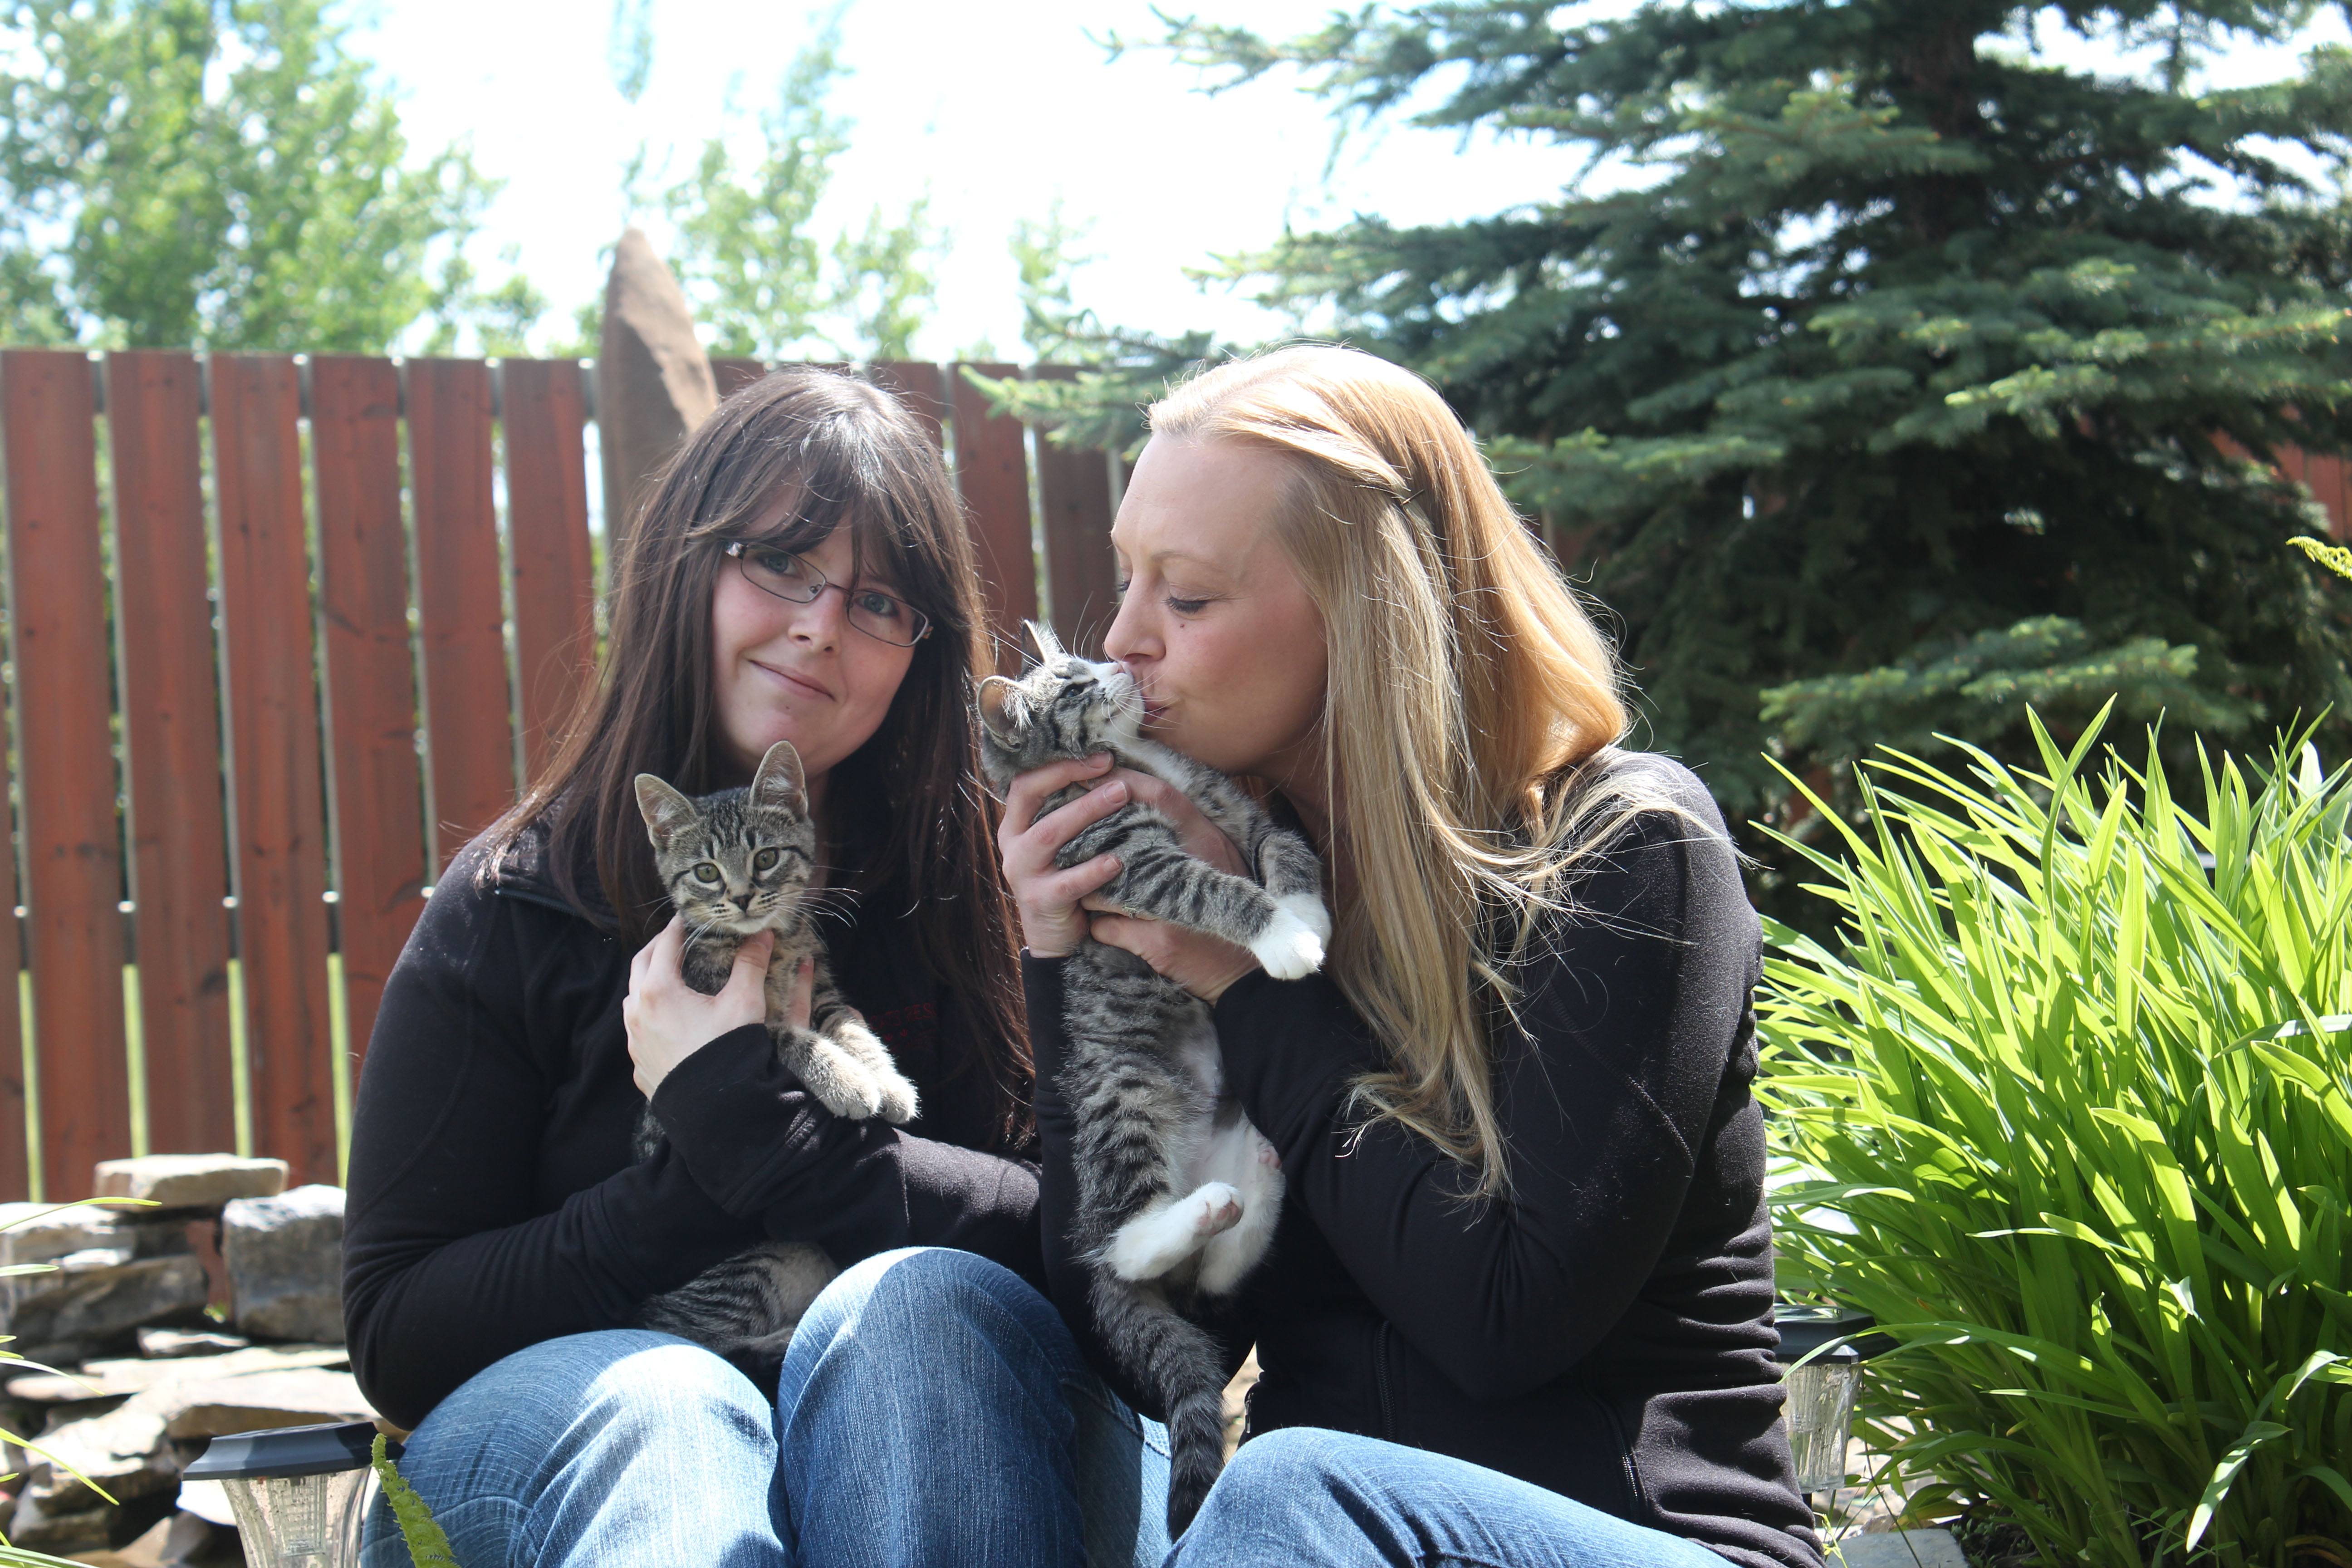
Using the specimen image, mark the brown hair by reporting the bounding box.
[497,367,1029,1138]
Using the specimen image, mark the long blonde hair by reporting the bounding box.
[1149,345,1645,1198]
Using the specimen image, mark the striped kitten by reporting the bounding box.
[978,624,1328,1534]
[628,739,918,1376]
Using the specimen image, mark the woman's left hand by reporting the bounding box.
[1086,912,1257,1004]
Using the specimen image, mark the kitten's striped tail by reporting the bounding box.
[1091,1272,1232,1536]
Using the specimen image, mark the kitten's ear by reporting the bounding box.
[977,676,1025,742]
[634,775,697,853]
[750,741,808,813]
[1022,620,1066,666]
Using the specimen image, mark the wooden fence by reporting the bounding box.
[0,349,1122,1201]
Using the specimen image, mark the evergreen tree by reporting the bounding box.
[0,0,530,352]
[1009,1,2352,885]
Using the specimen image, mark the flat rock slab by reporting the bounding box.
[3,1254,208,1356]
[135,1327,248,1359]
[7,1343,348,1402]
[24,1352,372,1512]
[0,1203,136,1267]
[223,1185,343,1344]
[1834,1530,1969,1568]
[95,1156,287,1210]
[164,1367,373,1438]
[7,1490,112,1553]
[22,1397,176,1509]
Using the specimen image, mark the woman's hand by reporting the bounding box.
[1080,770,1257,998]
[1107,768,1248,877]
[999,754,1129,956]
[1087,913,1258,1004]
[623,918,779,1099]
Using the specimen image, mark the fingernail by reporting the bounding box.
[1104,782,1128,802]
[1089,753,1112,769]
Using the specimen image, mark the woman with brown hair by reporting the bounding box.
[1000,345,1825,1565]
[344,368,1160,1568]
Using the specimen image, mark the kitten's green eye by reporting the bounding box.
[753,848,781,872]
[693,863,721,884]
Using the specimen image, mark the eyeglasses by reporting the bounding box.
[722,540,933,647]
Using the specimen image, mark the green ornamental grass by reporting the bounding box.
[1759,709,2352,1567]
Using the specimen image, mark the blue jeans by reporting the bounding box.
[362,1246,1172,1568]
[1173,1427,1736,1568]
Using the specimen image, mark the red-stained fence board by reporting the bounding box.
[211,355,338,1185]
[1,351,118,1197]
[710,358,767,399]
[311,357,429,1077]
[407,360,516,869]
[1031,367,1121,658]
[949,363,1038,671]
[872,362,946,450]
[0,732,21,1198]
[502,360,596,780]
[106,351,235,1156]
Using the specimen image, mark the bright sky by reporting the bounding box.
[348,0,2352,362]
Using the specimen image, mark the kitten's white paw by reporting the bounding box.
[1188,1181,1245,1239]
[813,1076,881,1120]
[805,1047,883,1120]
[1250,908,1326,980]
[1276,891,1333,944]
[874,1068,920,1126]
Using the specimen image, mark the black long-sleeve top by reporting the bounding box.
[1030,754,1822,1568]
[343,822,1043,1433]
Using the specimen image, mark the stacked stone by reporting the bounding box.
[0,1156,371,1562]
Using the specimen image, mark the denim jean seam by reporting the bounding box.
[1062,1372,1168,1459]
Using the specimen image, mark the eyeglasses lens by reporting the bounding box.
[734,545,930,647]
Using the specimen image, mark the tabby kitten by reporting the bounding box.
[978,624,1329,1534]
[628,739,918,1374]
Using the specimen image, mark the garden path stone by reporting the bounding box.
[1832,1530,1968,1568]
[94,1156,287,1210]
[222,1184,344,1343]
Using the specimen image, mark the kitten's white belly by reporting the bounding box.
[1099,1015,1284,1295]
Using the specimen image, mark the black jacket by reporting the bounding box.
[1030,755,1822,1568]
[343,822,1043,1433]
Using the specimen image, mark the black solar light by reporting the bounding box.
[182,1420,385,1568]
[1772,1304,1891,1494]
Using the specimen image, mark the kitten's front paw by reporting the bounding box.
[800,1039,884,1120]
[1250,907,1326,980]
[1276,891,1333,944]
[873,1066,920,1126]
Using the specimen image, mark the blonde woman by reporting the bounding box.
[1000,346,1823,1567]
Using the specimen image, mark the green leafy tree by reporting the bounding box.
[0,0,532,352]
[659,23,938,361]
[1024,2,2352,890]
